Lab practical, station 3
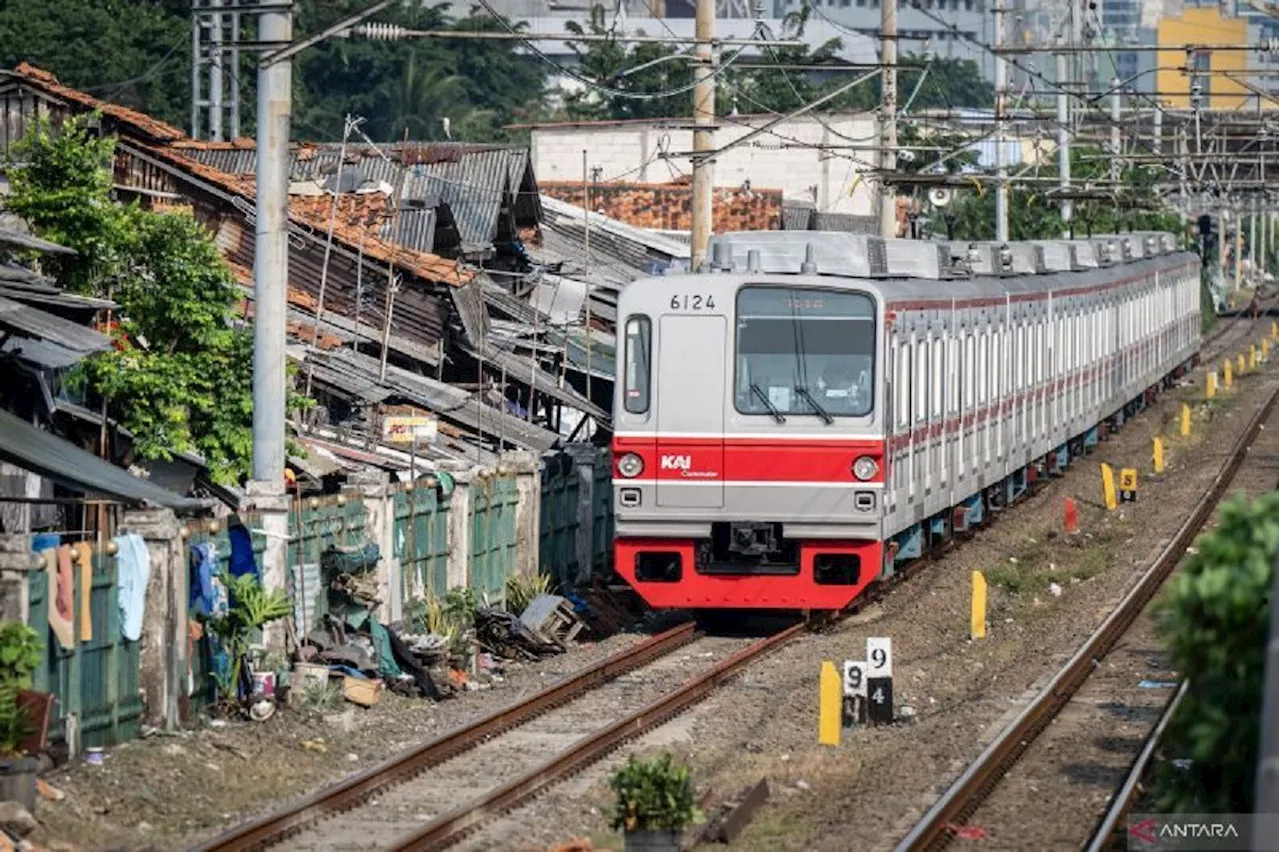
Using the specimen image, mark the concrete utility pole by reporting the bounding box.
[246,3,293,647]
[1056,46,1072,233]
[1249,200,1258,283]
[690,0,715,270]
[252,5,292,488]
[994,4,1009,242]
[878,0,898,239]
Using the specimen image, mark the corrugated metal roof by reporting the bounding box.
[0,226,75,255]
[0,406,211,511]
[449,278,490,346]
[459,336,609,423]
[1,337,84,369]
[0,282,116,312]
[302,348,560,453]
[0,264,46,285]
[0,296,111,354]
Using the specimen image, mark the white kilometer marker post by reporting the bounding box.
[866,637,894,725]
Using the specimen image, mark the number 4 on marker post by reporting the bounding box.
[866,638,894,725]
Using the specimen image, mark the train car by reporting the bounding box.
[610,231,1201,611]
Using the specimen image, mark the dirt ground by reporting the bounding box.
[25,320,1277,852]
[31,622,660,850]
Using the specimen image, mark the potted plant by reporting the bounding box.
[201,572,292,718]
[0,622,44,811]
[609,752,701,852]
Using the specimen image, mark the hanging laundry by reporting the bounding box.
[189,542,218,617]
[41,548,73,649]
[227,515,258,580]
[71,542,94,642]
[113,533,151,642]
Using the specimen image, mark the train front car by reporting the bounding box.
[611,244,886,610]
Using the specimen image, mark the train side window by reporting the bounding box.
[932,338,944,419]
[977,331,988,405]
[963,335,975,410]
[947,337,959,414]
[622,316,652,414]
[1015,324,1024,390]
[897,341,912,429]
[915,339,928,423]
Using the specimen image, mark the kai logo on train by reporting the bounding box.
[660,455,692,471]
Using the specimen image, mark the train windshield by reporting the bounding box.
[734,286,876,419]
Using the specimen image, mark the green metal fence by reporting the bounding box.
[470,475,519,602]
[286,498,368,632]
[395,484,450,607]
[540,453,580,584]
[590,447,614,574]
[27,550,143,748]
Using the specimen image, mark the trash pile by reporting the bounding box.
[285,548,593,707]
[290,543,441,707]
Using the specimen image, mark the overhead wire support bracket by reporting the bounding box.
[259,0,395,67]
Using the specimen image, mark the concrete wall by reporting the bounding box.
[530,113,879,218]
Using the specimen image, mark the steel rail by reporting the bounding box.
[391,622,807,851]
[1085,680,1189,852]
[191,620,699,851]
[895,385,1278,852]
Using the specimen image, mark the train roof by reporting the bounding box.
[619,231,1197,309]
[707,231,1185,284]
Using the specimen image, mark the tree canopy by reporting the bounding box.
[927,145,1184,242]
[6,115,307,484]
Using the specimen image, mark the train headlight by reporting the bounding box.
[617,453,645,478]
[852,456,880,481]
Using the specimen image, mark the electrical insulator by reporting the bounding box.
[357,22,407,40]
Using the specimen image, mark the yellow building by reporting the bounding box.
[1156,7,1251,110]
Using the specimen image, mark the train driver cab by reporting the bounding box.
[733,285,876,423]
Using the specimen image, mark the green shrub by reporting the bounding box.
[0,622,43,755]
[1153,490,1278,813]
[609,752,701,833]
[504,572,552,616]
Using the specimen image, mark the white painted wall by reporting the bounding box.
[530,113,879,218]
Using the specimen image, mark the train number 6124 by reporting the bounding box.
[670,294,716,311]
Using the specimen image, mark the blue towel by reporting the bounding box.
[189,543,218,617]
[228,524,258,580]
[113,533,151,641]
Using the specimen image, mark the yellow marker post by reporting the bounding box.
[1153,437,1165,474]
[1101,463,1118,511]
[1272,321,1278,341]
[819,661,842,746]
[1207,372,1217,398]
[971,572,987,640]
[1224,360,1233,388]
[1250,346,1257,371]
[1238,353,1246,375]
[1264,339,1271,362]
[1180,403,1192,437]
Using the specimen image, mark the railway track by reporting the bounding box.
[192,620,803,851]
[1084,682,1189,852]
[894,382,1279,852]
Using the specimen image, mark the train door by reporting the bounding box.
[654,314,725,509]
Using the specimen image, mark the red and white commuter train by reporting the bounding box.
[610,231,1201,610]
